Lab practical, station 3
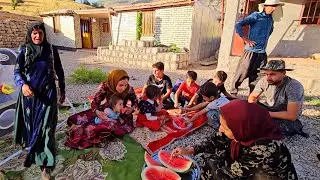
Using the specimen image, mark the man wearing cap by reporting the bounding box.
[231,0,284,95]
[248,60,307,137]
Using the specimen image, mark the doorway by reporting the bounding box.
[81,19,93,49]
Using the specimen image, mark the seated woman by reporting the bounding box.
[65,69,137,149]
[136,85,170,131]
[173,100,297,180]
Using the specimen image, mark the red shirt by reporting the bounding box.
[178,81,199,99]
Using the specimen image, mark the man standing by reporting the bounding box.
[248,60,307,137]
[231,0,284,95]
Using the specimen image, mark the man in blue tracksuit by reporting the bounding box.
[231,0,284,95]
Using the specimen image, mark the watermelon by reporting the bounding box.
[144,152,161,167]
[158,150,192,173]
[141,166,181,180]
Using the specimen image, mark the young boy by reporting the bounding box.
[171,71,199,108]
[142,62,174,109]
[183,82,229,129]
[188,71,235,107]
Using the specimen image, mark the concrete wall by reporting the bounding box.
[111,12,137,45]
[154,6,193,49]
[268,0,320,57]
[44,16,77,49]
[99,18,112,46]
[0,20,29,48]
[189,1,221,62]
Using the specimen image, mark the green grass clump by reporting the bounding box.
[69,65,107,84]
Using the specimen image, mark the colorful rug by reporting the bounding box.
[0,106,145,180]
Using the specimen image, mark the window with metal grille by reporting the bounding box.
[300,0,320,25]
[142,11,155,36]
[53,16,61,33]
[102,22,110,33]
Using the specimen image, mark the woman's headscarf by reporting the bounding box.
[220,100,282,160]
[24,22,50,71]
[106,69,130,98]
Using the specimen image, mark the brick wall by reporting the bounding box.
[92,19,100,48]
[0,20,30,48]
[74,15,82,48]
[111,12,137,45]
[154,6,193,49]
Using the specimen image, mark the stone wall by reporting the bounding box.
[97,40,189,70]
[111,12,137,45]
[44,16,77,49]
[154,6,193,49]
[0,20,29,48]
[92,19,100,48]
[74,15,82,49]
[99,18,112,46]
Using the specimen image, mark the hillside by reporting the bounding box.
[0,0,91,17]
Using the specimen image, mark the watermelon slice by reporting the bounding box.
[144,152,161,167]
[141,166,181,180]
[158,150,192,173]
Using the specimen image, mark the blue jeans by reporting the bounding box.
[207,110,220,129]
[170,92,189,107]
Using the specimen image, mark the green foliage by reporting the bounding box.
[136,12,143,40]
[154,40,161,47]
[305,96,320,107]
[91,2,104,8]
[83,0,91,6]
[11,0,18,10]
[69,65,107,84]
[168,43,181,53]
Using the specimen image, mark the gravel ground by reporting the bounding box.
[60,50,320,179]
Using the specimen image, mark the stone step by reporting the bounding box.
[119,40,155,48]
[107,45,169,54]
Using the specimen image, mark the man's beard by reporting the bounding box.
[267,80,281,85]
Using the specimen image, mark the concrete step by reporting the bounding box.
[119,40,155,47]
[108,45,169,54]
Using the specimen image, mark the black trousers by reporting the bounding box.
[231,50,267,94]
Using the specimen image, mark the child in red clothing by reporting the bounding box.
[171,71,199,108]
[136,85,170,131]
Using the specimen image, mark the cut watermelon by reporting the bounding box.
[158,150,192,173]
[141,166,181,180]
[144,152,161,167]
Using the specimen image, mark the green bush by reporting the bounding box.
[69,65,107,84]
[136,12,142,40]
[168,44,181,53]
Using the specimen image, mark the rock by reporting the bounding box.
[311,53,320,60]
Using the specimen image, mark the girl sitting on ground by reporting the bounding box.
[136,85,170,131]
[171,71,200,108]
[94,94,125,125]
[183,82,229,129]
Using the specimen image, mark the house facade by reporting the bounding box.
[111,0,222,62]
[40,9,112,50]
[218,0,320,72]
[41,0,222,62]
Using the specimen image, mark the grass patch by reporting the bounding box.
[69,65,107,84]
[305,97,320,107]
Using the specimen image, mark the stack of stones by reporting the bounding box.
[97,40,189,70]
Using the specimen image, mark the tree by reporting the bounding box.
[11,0,18,10]
[91,2,104,8]
[83,0,91,6]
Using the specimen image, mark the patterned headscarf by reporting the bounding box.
[24,22,50,71]
[106,69,130,98]
[220,100,282,160]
